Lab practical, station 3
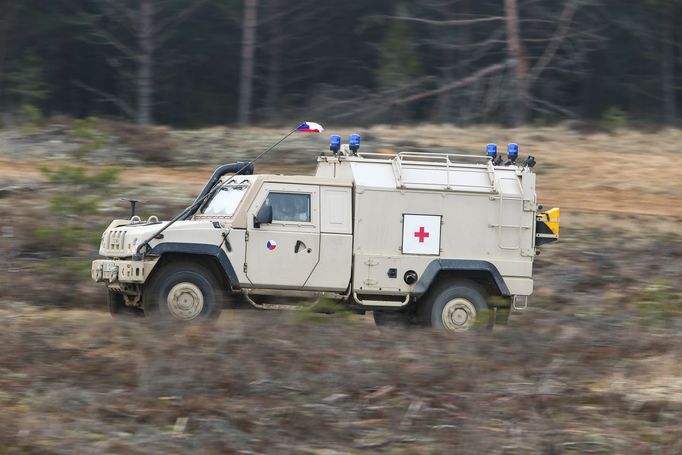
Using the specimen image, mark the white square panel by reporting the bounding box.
[402,214,441,255]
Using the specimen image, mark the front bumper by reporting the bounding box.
[92,258,159,284]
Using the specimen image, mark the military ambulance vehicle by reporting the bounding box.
[92,132,559,332]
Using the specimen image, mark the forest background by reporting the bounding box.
[1,0,681,129]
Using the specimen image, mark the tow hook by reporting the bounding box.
[109,266,118,283]
[95,265,103,282]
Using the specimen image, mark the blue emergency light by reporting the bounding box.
[329,135,341,154]
[349,134,361,154]
[486,143,498,158]
[507,143,519,162]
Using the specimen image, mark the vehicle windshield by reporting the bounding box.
[201,180,250,216]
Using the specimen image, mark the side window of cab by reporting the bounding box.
[266,192,311,223]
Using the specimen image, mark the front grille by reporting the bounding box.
[102,229,127,255]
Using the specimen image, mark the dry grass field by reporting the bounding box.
[1,121,681,453]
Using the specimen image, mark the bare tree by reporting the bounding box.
[247,0,337,122]
[137,0,154,126]
[264,0,282,120]
[504,0,529,126]
[71,0,208,125]
[368,0,593,125]
[238,0,258,125]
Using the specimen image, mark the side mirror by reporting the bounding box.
[253,203,272,228]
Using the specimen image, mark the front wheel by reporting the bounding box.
[143,261,223,322]
[418,280,493,332]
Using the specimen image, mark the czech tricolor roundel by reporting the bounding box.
[266,240,277,251]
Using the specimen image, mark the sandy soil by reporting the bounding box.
[3,125,682,220]
[1,124,681,453]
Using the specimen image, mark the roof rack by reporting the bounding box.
[355,151,497,193]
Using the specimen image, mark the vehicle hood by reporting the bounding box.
[99,219,227,257]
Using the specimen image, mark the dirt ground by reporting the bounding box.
[1,123,681,453]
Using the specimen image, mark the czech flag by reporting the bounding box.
[296,121,324,133]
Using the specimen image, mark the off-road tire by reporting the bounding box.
[143,261,223,323]
[108,291,143,318]
[418,279,493,332]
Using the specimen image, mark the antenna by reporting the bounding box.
[133,122,322,260]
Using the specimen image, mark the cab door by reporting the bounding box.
[244,183,320,288]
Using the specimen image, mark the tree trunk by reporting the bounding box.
[265,0,281,120]
[504,0,529,126]
[662,6,676,126]
[137,0,154,126]
[434,0,461,122]
[238,0,257,125]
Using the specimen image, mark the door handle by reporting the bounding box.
[295,240,311,253]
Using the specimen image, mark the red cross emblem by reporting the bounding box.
[414,226,430,243]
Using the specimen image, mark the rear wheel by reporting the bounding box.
[143,261,223,322]
[418,280,493,332]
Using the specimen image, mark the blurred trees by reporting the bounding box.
[376,14,422,90]
[655,0,681,125]
[0,0,19,111]
[0,0,680,127]
[237,0,257,125]
[67,0,210,125]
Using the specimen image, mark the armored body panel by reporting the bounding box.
[315,152,538,304]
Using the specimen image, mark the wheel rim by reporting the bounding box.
[167,282,204,320]
[441,298,477,332]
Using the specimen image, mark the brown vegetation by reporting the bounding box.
[1,122,681,453]
[0,306,680,454]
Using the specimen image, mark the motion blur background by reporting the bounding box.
[0,0,681,128]
[1,1,682,454]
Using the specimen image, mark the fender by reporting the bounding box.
[148,242,241,289]
[412,259,510,298]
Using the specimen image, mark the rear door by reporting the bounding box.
[244,183,320,288]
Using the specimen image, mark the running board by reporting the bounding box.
[242,291,320,311]
[353,292,411,307]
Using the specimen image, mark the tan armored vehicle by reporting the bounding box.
[92,133,559,332]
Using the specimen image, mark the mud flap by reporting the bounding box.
[494,306,511,325]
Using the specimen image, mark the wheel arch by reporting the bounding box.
[412,260,510,299]
[147,243,240,290]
